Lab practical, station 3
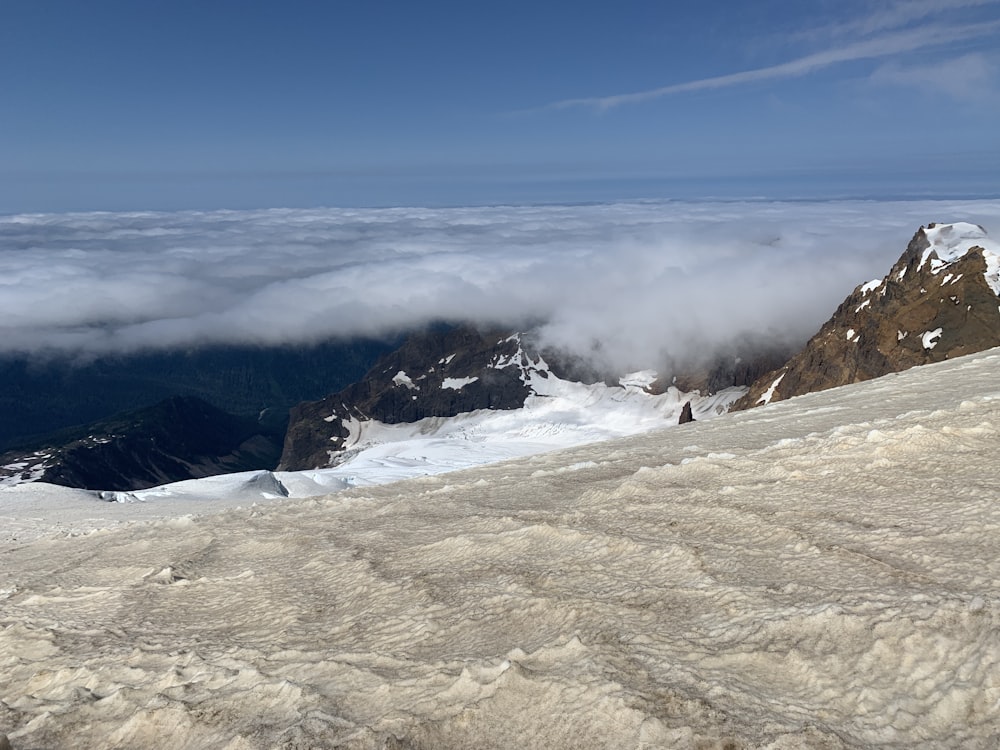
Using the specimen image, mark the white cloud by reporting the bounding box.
[2,200,999,371]
[841,0,1000,35]
[547,21,1000,111]
[869,52,998,99]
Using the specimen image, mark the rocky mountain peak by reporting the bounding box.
[734,223,1000,409]
[279,326,550,470]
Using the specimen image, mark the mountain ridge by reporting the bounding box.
[734,222,1000,409]
[0,395,283,491]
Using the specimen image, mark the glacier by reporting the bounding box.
[1,348,1000,748]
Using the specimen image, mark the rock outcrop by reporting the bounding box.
[678,401,695,424]
[734,223,1000,409]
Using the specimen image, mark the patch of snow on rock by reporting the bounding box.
[860,279,882,294]
[757,372,785,405]
[922,328,944,350]
[441,377,479,390]
[392,370,419,390]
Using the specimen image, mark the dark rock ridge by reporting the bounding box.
[734,223,1000,409]
[280,326,542,470]
[0,338,393,453]
[0,396,283,491]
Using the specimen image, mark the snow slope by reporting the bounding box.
[3,349,1000,748]
[308,369,742,489]
[0,359,742,503]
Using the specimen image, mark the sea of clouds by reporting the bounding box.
[2,199,999,371]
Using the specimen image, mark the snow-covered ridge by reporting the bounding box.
[301,330,744,485]
[919,222,1000,294]
[318,334,745,489]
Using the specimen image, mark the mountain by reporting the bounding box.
[0,338,394,452]
[0,396,283,491]
[280,325,748,472]
[280,327,534,470]
[734,222,1000,409]
[0,325,764,491]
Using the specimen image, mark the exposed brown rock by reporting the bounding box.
[734,224,1000,410]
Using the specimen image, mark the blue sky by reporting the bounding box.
[2,0,998,212]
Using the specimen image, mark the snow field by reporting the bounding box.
[2,350,1000,747]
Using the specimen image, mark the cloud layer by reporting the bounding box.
[2,200,999,371]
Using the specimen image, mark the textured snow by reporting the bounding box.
[920,222,1000,294]
[618,369,658,389]
[4,351,1000,746]
[2,349,1000,748]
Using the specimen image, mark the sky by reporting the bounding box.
[1,0,999,212]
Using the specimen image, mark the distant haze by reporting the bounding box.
[3,200,999,372]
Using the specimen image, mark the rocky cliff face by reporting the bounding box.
[734,222,1000,409]
[280,326,542,470]
[0,339,393,453]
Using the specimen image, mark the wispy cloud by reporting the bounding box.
[870,51,998,100]
[547,20,1000,111]
[837,0,1000,35]
[3,201,1000,372]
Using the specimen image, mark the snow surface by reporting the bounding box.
[618,369,658,389]
[5,350,1000,747]
[305,371,743,492]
